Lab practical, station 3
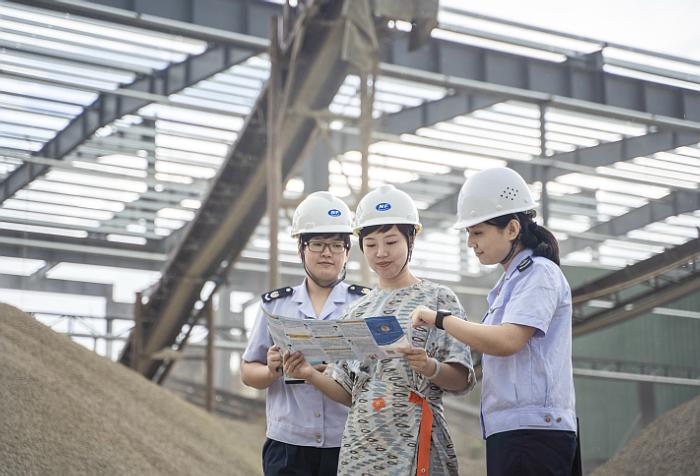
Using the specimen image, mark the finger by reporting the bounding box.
[411,317,424,328]
[284,354,298,366]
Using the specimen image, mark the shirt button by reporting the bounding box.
[556,417,562,423]
[315,434,321,443]
[544,416,552,423]
[314,411,321,418]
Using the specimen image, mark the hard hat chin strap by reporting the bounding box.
[302,254,347,289]
[500,239,519,266]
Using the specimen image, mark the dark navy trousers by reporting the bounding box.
[262,438,340,476]
[486,429,578,476]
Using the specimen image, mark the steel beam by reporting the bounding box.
[0,273,112,297]
[573,269,700,337]
[572,237,700,304]
[19,0,700,128]
[572,368,700,387]
[512,131,700,183]
[560,189,700,256]
[0,42,259,205]
[424,130,700,230]
[9,0,278,46]
[0,232,165,270]
[381,93,502,135]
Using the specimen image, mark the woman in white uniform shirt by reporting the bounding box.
[410,167,579,476]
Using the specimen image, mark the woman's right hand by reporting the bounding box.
[283,351,315,380]
[266,345,282,376]
[410,305,438,328]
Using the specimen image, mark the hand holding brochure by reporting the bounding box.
[265,313,409,362]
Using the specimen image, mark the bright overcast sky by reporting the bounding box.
[444,0,700,61]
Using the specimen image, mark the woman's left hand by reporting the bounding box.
[398,346,437,376]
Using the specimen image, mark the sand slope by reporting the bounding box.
[591,393,700,476]
[0,303,261,476]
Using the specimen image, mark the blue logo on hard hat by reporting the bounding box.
[376,202,392,212]
[328,209,341,217]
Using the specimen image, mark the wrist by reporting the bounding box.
[268,368,281,383]
[435,309,452,330]
[424,358,441,380]
[304,366,320,382]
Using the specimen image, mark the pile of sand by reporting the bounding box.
[591,393,700,476]
[0,303,262,475]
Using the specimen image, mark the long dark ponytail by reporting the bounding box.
[486,211,560,266]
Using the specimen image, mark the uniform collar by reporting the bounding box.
[293,279,349,319]
[489,249,534,304]
[503,248,534,280]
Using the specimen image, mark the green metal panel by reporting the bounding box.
[567,266,700,469]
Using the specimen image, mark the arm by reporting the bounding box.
[284,351,352,407]
[399,347,471,391]
[240,345,283,389]
[411,305,536,357]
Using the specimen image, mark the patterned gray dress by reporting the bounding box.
[328,280,475,476]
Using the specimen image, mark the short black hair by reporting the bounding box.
[358,223,415,253]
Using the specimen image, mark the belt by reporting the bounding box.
[409,391,433,476]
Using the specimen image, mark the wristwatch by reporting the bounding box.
[435,309,452,330]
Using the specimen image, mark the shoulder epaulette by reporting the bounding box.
[348,284,372,296]
[261,286,294,303]
[517,256,533,272]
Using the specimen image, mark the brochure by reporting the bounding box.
[265,312,410,362]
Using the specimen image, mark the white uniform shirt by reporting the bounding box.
[480,249,577,438]
[242,280,366,447]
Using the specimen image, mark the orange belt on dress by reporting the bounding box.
[409,391,433,476]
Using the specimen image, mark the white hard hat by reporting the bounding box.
[454,167,537,229]
[353,184,422,235]
[291,191,353,237]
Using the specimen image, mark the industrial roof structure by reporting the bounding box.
[1,0,699,372]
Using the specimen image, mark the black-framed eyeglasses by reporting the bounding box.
[305,241,347,254]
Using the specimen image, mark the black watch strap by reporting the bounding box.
[435,309,452,330]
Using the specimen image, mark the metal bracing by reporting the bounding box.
[0,43,260,205]
[10,0,281,44]
[573,269,700,337]
[572,237,700,304]
[0,272,113,297]
[572,237,700,336]
[512,130,700,183]
[3,0,699,274]
[118,2,355,379]
[22,0,700,125]
[572,368,700,387]
[560,190,700,256]
[0,232,166,271]
[423,129,700,247]
[573,356,700,381]
[380,93,503,135]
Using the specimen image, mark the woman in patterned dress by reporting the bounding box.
[285,184,475,476]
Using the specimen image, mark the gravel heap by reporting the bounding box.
[591,393,700,476]
[0,303,261,475]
